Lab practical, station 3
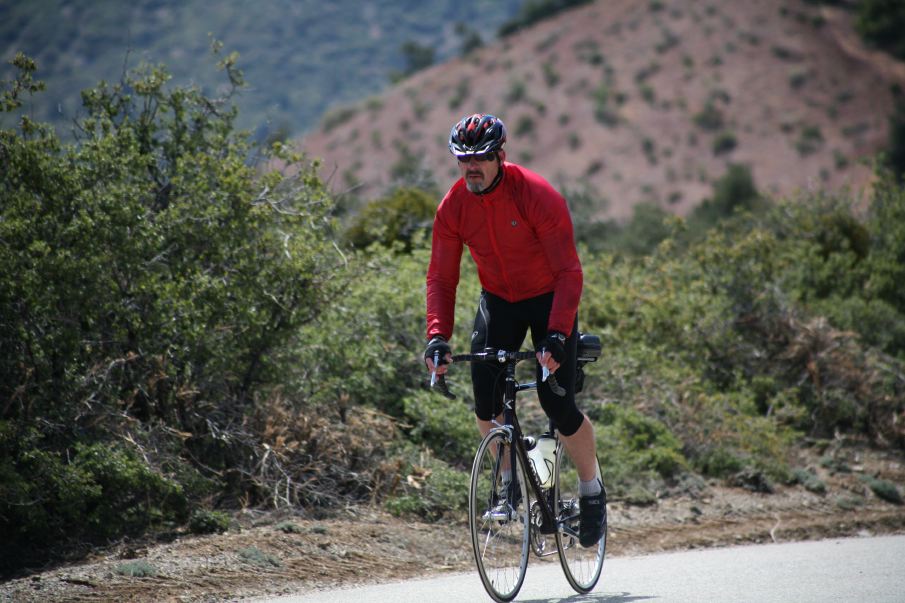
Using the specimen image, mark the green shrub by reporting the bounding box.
[856,0,905,60]
[402,390,477,464]
[189,509,232,534]
[712,130,738,155]
[238,546,282,568]
[542,61,560,87]
[886,99,905,179]
[592,83,619,126]
[590,403,688,495]
[115,560,158,578]
[515,114,536,136]
[792,468,827,494]
[835,495,865,510]
[688,163,762,232]
[0,53,344,573]
[693,102,724,131]
[344,187,437,251]
[385,454,469,520]
[861,475,903,504]
[796,124,824,155]
[0,428,188,573]
[274,521,303,534]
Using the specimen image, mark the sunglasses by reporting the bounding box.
[456,152,497,163]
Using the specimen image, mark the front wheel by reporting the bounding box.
[553,440,606,593]
[469,429,531,602]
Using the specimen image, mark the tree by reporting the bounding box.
[856,0,905,61]
[0,50,344,571]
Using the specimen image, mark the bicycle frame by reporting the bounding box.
[450,350,564,538]
[501,359,562,537]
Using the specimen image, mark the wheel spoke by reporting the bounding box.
[469,431,530,602]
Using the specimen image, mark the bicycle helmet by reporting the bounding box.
[448,113,507,157]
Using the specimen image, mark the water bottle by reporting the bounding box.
[526,434,556,489]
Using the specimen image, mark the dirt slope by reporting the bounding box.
[300,0,905,219]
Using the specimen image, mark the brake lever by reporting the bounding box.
[540,346,566,397]
[434,374,457,400]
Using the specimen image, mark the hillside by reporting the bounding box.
[300,0,905,219]
[0,0,522,140]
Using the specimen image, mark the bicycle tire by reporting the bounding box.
[469,429,531,603]
[553,441,606,593]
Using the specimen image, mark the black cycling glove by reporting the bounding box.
[424,335,452,366]
[539,331,567,364]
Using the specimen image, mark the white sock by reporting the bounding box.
[579,464,603,497]
[579,478,602,497]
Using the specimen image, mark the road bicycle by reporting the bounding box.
[432,333,606,602]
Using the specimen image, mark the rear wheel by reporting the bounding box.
[469,429,530,602]
[554,441,606,593]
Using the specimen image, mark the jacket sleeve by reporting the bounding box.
[426,195,463,340]
[528,183,583,335]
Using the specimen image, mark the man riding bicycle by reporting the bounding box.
[423,113,605,547]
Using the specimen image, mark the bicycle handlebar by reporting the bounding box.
[431,348,566,399]
[451,350,537,363]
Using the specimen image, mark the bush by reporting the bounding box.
[345,187,437,251]
[0,426,188,574]
[589,403,688,497]
[693,102,725,131]
[712,130,738,155]
[689,163,762,231]
[385,453,470,520]
[402,390,478,464]
[856,0,905,60]
[115,560,158,578]
[238,546,282,568]
[188,509,232,535]
[886,99,905,180]
[0,52,342,573]
[792,468,827,494]
[861,475,903,504]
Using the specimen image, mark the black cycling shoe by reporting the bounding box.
[578,483,606,548]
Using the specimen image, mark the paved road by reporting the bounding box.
[251,535,905,603]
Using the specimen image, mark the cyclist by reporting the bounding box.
[423,113,605,547]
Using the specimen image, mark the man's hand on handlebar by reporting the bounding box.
[424,335,452,375]
[537,331,566,373]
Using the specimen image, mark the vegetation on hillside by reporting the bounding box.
[498,0,595,37]
[0,0,522,141]
[2,42,905,579]
[855,0,905,60]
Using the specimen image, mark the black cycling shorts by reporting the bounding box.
[470,290,584,437]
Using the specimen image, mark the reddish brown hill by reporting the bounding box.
[300,0,905,219]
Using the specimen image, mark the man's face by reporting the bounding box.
[457,151,504,193]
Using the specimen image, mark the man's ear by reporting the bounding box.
[498,150,506,162]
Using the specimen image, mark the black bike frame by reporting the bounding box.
[485,351,561,536]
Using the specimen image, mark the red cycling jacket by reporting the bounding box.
[426,162,583,341]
